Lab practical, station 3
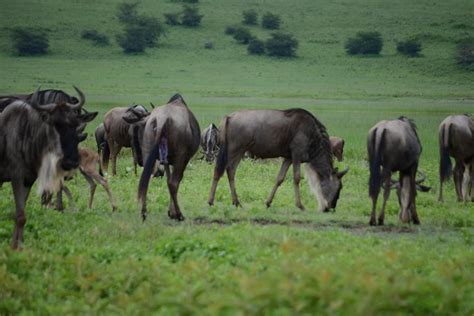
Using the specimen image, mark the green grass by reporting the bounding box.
[1,0,474,314]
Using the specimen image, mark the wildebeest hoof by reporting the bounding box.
[168,211,185,221]
[112,206,117,212]
[265,201,271,208]
[208,200,214,206]
[296,204,305,211]
[369,218,377,226]
[233,200,241,207]
[378,219,384,226]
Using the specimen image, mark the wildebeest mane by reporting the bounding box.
[284,108,333,175]
[168,93,187,105]
[26,89,78,105]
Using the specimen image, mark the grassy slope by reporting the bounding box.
[1,0,474,314]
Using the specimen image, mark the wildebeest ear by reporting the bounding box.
[336,167,349,178]
[79,111,98,123]
[78,133,88,142]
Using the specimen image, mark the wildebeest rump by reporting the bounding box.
[208,109,348,212]
[201,123,220,162]
[131,94,200,221]
[368,117,426,226]
[438,115,474,202]
[0,89,97,248]
[102,104,149,175]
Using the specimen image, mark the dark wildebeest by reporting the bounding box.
[0,89,97,248]
[208,109,349,212]
[367,117,429,226]
[128,94,200,221]
[329,136,345,162]
[46,148,117,212]
[102,104,149,175]
[0,88,80,112]
[438,115,474,202]
[201,123,220,163]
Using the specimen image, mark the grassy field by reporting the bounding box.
[1,0,474,314]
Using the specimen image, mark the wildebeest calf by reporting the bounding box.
[201,123,220,162]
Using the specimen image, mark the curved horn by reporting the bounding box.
[415,170,426,184]
[67,85,85,110]
[30,86,57,112]
[337,167,349,178]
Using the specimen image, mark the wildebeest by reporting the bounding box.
[95,123,107,156]
[329,136,345,162]
[0,88,97,248]
[201,123,220,162]
[102,104,149,175]
[367,116,428,226]
[438,115,474,202]
[45,148,117,212]
[129,94,200,221]
[208,109,348,212]
[0,88,80,112]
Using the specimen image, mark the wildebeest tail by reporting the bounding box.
[216,116,229,176]
[138,118,169,208]
[102,140,110,173]
[368,128,385,197]
[439,123,452,182]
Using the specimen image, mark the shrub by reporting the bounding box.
[397,39,421,57]
[456,38,474,71]
[225,25,237,35]
[164,13,180,26]
[81,29,110,46]
[233,27,254,44]
[242,10,258,25]
[204,41,214,49]
[11,27,49,56]
[345,32,383,55]
[265,32,298,57]
[181,6,203,27]
[247,39,265,55]
[116,2,165,54]
[261,12,281,30]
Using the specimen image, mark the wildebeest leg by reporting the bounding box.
[61,185,77,212]
[208,167,223,206]
[266,158,291,208]
[111,143,121,176]
[369,171,383,226]
[438,177,444,202]
[453,162,463,202]
[227,156,243,207]
[292,160,305,210]
[132,147,138,175]
[461,163,471,202]
[88,171,117,212]
[166,162,185,221]
[11,179,31,249]
[378,175,391,225]
[56,189,64,212]
[80,170,97,209]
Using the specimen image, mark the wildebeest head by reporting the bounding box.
[201,123,220,163]
[31,87,97,170]
[122,105,150,166]
[320,167,349,211]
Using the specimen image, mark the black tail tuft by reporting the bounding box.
[368,128,384,198]
[215,116,229,176]
[102,140,110,172]
[439,125,452,183]
[138,142,160,205]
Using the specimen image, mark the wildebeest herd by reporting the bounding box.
[0,87,473,249]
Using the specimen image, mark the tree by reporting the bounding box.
[181,6,203,27]
[242,10,258,25]
[262,12,281,30]
[233,27,254,44]
[345,32,383,55]
[11,28,49,56]
[397,39,422,57]
[265,32,298,57]
[247,39,265,55]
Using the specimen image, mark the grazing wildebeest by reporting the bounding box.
[438,115,474,202]
[0,89,97,248]
[102,104,149,175]
[47,148,117,212]
[201,123,220,162]
[131,94,200,221]
[367,116,428,226]
[208,109,348,212]
[329,136,345,162]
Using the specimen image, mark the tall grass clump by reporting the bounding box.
[247,39,265,55]
[233,27,254,44]
[345,32,383,55]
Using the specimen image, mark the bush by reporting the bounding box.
[116,2,165,54]
[81,29,110,46]
[397,39,421,57]
[456,38,474,70]
[225,25,237,35]
[261,12,281,30]
[11,28,49,56]
[265,32,298,57]
[247,39,265,55]
[233,27,254,44]
[242,10,258,25]
[345,32,383,55]
[204,41,214,49]
[164,13,180,26]
[181,6,203,27]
